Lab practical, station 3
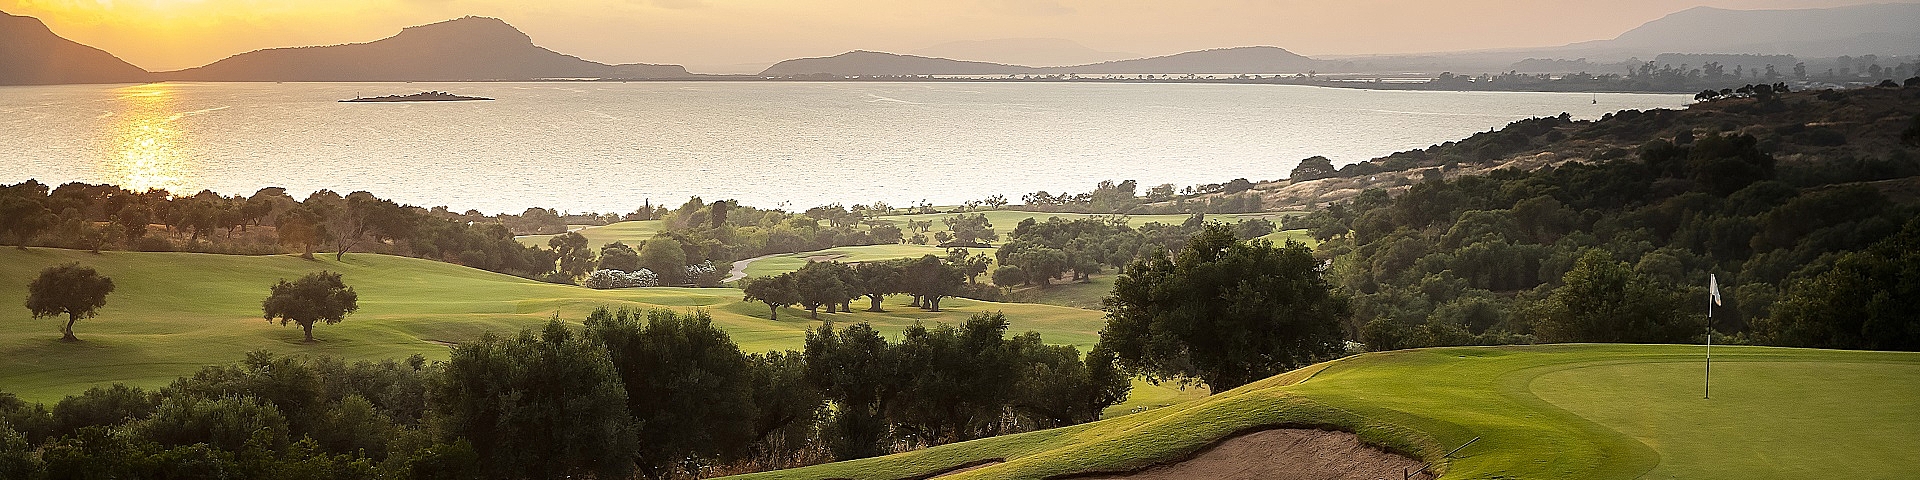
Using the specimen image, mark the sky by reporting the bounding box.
[2,0,1905,73]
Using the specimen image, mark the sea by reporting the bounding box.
[0,81,1690,214]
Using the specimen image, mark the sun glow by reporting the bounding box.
[102,83,190,195]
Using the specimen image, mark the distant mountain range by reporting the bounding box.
[1562,3,1920,58]
[165,17,689,82]
[759,46,1323,77]
[4,4,1916,85]
[0,10,149,85]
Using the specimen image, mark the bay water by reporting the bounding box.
[0,81,1688,214]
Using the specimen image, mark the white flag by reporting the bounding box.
[1709,274,1722,306]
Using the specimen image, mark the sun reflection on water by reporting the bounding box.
[104,84,190,194]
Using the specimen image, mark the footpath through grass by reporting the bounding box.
[0,248,1110,403]
[730,344,1920,480]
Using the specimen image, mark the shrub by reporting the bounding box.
[582,269,660,289]
[135,395,291,452]
[1800,127,1846,146]
[685,260,725,287]
[53,384,159,437]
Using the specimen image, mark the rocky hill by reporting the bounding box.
[0,10,150,85]
[759,50,1039,77]
[165,16,689,82]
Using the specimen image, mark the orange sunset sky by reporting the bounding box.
[1,0,1903,73]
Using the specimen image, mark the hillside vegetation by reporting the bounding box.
[1225,85,1920,211]
[1261,85,1920,352]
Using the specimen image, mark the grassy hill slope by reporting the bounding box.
[0,248,1109,403]
[729,344,1920,480]
[738,244,953,278]
[514,220,664,249]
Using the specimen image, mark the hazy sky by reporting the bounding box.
[3,0,1905,72]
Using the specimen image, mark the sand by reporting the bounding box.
[1065,428,1427,480]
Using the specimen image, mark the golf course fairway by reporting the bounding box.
[0,248,1110,403]
[726,344,1919,479]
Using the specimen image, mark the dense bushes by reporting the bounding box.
[582,268,660,289]
[0,308,1127,478]
[1298,110,1919,351]
[804,313,1130,457]
[1761,218,1920,350]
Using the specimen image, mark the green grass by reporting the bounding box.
[1004,276,1113,310]
[515,220,665,249]
[729,344,1920,480]
[0,248,1112,404]
[1531,360,1920,479]
[739,244,954,278]
[1257,228,1318,248]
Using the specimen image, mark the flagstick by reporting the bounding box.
[1705,292,1712,400]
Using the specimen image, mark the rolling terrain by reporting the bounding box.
[728,344,1920,479]
[0,248,1112,403]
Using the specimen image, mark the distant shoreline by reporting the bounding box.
[7,77,1735,95]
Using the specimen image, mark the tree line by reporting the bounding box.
[993,214,1272,288]
[736,212,1287,319]
[742,255,974,319]
[1012,179,1269,215]
[0,183,557,278]
[0,308,1131,479]
[0,183,912,288]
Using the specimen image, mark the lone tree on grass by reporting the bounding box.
[741,274,800,321]
[262,271,359,342]
[26,263,115,341]
[1096,224,1349,392]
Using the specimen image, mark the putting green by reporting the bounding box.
[1531,360,1920,479]
[729,345,1920,480]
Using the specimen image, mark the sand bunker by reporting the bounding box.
[1069,428,1426,480]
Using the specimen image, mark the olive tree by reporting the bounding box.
[742,274,800,321]
[1096,224,1348,392]
[261,271,359,342]
[26,263,116,341]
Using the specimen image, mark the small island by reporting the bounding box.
[340,91,493,102]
